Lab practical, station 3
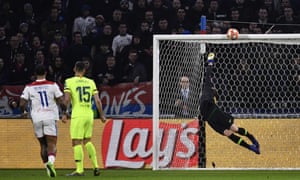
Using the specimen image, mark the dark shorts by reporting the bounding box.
[200,101,234,135]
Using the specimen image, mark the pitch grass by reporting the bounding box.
[0,169,300,180]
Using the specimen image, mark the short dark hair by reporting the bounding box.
[35,64,46,76]
[74,61,86,72]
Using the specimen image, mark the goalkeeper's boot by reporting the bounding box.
[251,138,260,149]
[94,168,100,176]
[46,162,57,177]
[207,53,215,65]
[66,171,85,176]
[249,144,260,155]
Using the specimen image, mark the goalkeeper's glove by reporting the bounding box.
[207,53,215,65]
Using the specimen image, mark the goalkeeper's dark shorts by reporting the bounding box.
[201,101,234,135]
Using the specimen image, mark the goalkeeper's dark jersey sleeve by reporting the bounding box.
[199,65,216,120]
[200,65,215,103]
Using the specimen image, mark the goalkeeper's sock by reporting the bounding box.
[85,142,99,169]
[228,134,250,149]
[74,145,84,173]
[237,128,259,147]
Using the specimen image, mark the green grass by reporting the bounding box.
[0,169,299,180]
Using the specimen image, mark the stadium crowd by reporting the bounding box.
[0,0,299,87]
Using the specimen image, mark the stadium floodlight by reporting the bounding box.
[153,34,300,170]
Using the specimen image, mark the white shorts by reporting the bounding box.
[33,119,58,138]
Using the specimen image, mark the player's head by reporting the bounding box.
[74,61,86,74]
[35,64,46,76]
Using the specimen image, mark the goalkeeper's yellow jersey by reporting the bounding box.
[64,76,98,117]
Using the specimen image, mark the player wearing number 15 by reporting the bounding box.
[19,64,67,177]
[63,61,106,176]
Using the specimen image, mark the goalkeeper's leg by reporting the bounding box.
[236,127,260,148]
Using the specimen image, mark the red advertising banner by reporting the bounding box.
[101,119,199,168]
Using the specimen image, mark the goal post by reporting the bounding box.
[152,34,300,170]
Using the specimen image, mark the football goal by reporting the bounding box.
[152,34,300,170]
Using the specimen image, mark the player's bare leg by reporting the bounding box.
[38,137,51,176]
[45,135,57,177]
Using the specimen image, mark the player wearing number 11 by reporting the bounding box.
[20,64,67,177]
[63,61,106,176]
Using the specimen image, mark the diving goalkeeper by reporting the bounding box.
[199,53,260,154]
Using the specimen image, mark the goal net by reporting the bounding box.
[152,34,300,170]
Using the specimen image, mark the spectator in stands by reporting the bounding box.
[169,0,182,20]
[3,35,20,67]
[46,43,61,65]
[277,0,292,16]
[31,35,45,55]
[47,56,67,86]
[20,3,40,35]
[111,22,133,57]
[132,0,149,29]
[144,10,155,32]
[120,33,144,65]
[0,57,8,84]
[262,0,279,22]
[94,54,122,86]
[51,29,68,53]
[122,48,147,84]
[40,7,67,43]
[0,26,8,56]
[119,0,134,31]
[173,76,196,118]
[110,9,124,35]
[229,0,255,21]
[172,8,193,33]
[206,0,226,21]
[16,32,31,57]
[93,42,112,74]
[72,4,95,38]
[18,22,31,43]
[136,20,153,48]
[276,7,300,33]
[140,44,153,81]
[227,7,243,29]
[0,1,19,35]
[8,51,33,85]
[64,31,90,75]
[92,24,113,59]
[82,56,93,79]
[256,6,273,33]
[34,50,48,67]
[150,0,171,23]
[153,17,172,34]
[93,14,106,37]
[187,0,207,29]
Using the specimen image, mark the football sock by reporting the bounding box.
[74,145,84,173]
[85,142,99,168]
[228,134,250,149]
[237,128,256,142]
[48,153,56,164]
